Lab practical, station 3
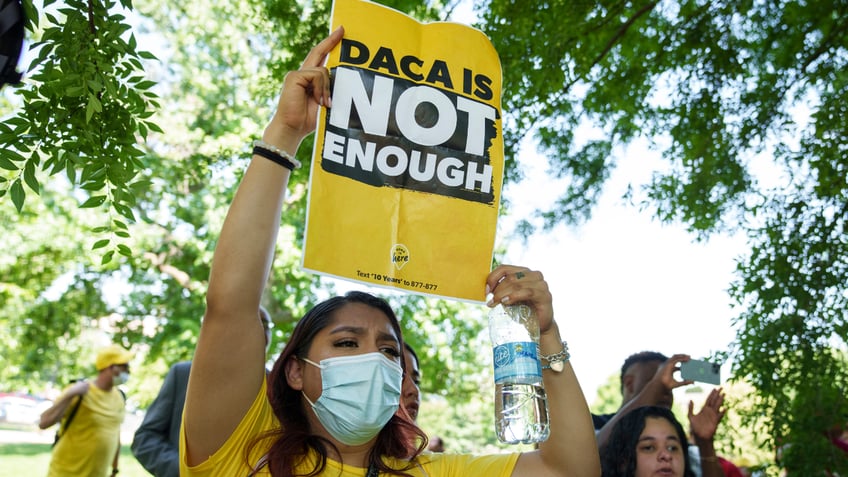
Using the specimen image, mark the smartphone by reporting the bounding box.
[680,359,721,385]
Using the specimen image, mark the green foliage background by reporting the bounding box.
[2,0,847,473]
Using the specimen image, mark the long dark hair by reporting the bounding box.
[600,406,696,477]
[251,291,427,476]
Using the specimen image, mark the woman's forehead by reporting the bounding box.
[325,302,398,337]
[641,417,679,438]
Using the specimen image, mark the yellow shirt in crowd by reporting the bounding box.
[48,383,125,477]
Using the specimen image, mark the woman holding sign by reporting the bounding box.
[180,27,600,477]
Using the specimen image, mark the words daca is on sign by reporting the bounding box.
[339,39,495,103]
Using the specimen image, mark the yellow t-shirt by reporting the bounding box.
[180,378,519,476]
[48,383,125,477]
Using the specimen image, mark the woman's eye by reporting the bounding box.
[667,445,679,452]
[639,445,655,452]
[335,339,357,348]
[404,373,421,386]
[382,346,400,357]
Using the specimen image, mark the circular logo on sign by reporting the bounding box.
[391,244,410,270]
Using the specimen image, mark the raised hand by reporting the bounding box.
[689,387,726,443]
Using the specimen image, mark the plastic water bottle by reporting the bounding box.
[488,303,550,444]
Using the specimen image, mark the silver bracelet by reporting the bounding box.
[540,341,570,372]
[252,140,302,169]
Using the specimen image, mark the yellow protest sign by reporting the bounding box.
[303,0,503,303]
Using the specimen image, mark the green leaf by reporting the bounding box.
[80,181,105,191]
[48,150,64,175]
[101,250,115,266]
[80,195,107,208]
[113,203,136,221]
[0,155,19,171]
[86,94,102,123]
[23,161,39,194]
[117,244,132,257]
[0,148,26,163]
[146,121,164,133]
[4,116,29,129]
[81,163,107,183]
[129,180,152,194]
[104,79,118,97]
[92,239,110,250]
[86,98,96,123]
[65,159,77,184]
[10,179,24,212]
[22,0,39,30]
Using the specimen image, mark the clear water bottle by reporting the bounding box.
[488,303,550,444]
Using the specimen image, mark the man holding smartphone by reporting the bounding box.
[592,351,730,477]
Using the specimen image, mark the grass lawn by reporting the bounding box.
[0,442,151,477]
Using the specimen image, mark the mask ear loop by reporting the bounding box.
[301,391,317,407]
[298,357,321,408]
[299,356,322,369]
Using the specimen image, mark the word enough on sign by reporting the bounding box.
[321,66,498,204]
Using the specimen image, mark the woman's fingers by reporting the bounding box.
[289,27,343,112]
[291,66,331,108]
[302,26,345,69]
[485,265,539,306]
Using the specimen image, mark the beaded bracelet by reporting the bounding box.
[252,140,302,170]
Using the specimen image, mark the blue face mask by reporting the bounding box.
[301,352,403,446]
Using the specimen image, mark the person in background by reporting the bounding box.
[716,457,745,477]
[402,342,422,423]
[593,351,727,477]
[600,405,696,477]
[131,309,272,477]
[39,344,133,477]
[132,360,190,477]
[402,342,445,453]
[179,27,601,476]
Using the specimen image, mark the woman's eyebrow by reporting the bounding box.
[639,435,680,443]
[327,326,398,345]
[377,331,399,344]
[328,325,366,335]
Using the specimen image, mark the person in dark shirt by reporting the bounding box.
[131,308,272,477]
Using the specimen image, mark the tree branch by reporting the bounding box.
[588,1,658,73]
[87,0,95,34]
[562,1,659,95]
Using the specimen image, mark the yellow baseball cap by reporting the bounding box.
[95,344,134,371]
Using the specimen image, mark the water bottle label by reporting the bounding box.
[492,341,542,384]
